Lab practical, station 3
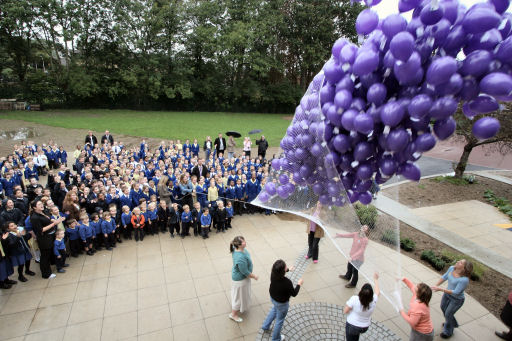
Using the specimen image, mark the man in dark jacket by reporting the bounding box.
[84,131,98,147]
[256,135,269,160]
[214,133,226,157]
[191,159,208,179]
[101,130,114,145]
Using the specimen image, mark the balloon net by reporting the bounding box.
[253,71,403,311]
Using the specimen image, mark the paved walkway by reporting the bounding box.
[0,213,506,341]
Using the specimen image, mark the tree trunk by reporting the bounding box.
[454,142,474,178]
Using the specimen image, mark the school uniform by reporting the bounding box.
[91,219,104,250]
[157,206,170,233]
[119,193,132,210]
[169,208,181,237]
[121,212,132,239]
[245,179,260,214]
[65,226,81,257]
[191,208,201,236]
[226,206,234,228]
[24,165,38,181]
[191,143,200,157]
[78,222,94,253]
[200,213,211,239]
[130,189,142,208]
[53,239,67,271]
[234,184,245,215]
[0,246,14,286]
[225,185,236,209]
[215,207,227,233]
[101,219,116,249]
[147,209,158,235]
[180,211,192,238]
[2,233,32,276]
[57,149,68,166]
[131,214,146,241]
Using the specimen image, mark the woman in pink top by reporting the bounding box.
[335,225,369,288]
[399,277,434,341]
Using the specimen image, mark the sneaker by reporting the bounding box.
[305,255,309,259]
[313,260,318,264]
[57,269,66,273]
[49,274,57,279]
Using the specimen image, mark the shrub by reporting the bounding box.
[431,176,476,186]
[400,237,415,252]
[354,203,378,228]
[440,250,487,281]
[421,250,446,271]
[483,189,512,222]
[381,229,398,245]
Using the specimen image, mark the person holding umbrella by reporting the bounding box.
[256,135,269,160]
[226,131,241,160]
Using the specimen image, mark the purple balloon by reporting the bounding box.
[436,73,463,96]
[469,95,499,113]
[429,96,458,120]
[323,59,344,84]
[433,117,457,140]
[460,77,480,101]
[429,19,451,47]
[426,56,457,85]
[265,182,277,196]
[441,0,459,24]
[387,129,410,152]
[353,141,373,162]
[479,72,512,98]
[340,44,358,64]
[462,102,478,119]
[399,0,416,13]
[394,51,422,84]
[336,75,354,92]
[353,49,380,76]
[342,175,355,190]
[463,7,501,34]
[353,114,374,135]
[333,134,351,153]
[358,192,373,205]
[277,185,290,199]
[379,156,398,176]
[319,194,331,206]
[356,9,379,35]
[367,83,387,105]
[279,174,289,185]
[381,101,406,127]
[348,191,360,203]
[354,179,373,192]
[390,32,415,61]
[442,25,466,52]
[326,105,342,126]
[472,117,500,139]
[356,164,373,180]
[420,4,444,25]
[332,38,349,60]
[310,143,323,157]
[284,182,295,195]
[259,192,270,203]
[341,109,358,131]
[271,159,281,170]
[408,94,432,119]
[415,133,436,152]
[320,84,335,103]
[496,36,512,63]
[334,90,353,110]
[491,0,511,14]
[382,14,408,38]
[402,162,421,181]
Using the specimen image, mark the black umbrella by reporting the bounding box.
[226,131,242,138]
[249,129,262,135]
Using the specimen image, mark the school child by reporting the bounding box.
[90,212,104,250]
[101,212,116,250]
[79,214,95,256]
[169,203,181,238]
[139,200,150,236]
[147,202,158,235]
[65,219,81,257]
[2,222,34,282]
[157,201,170,233]
[215,201,227,233]
[120,187,132,209]
[207,179,218,207]
[234,179,245,215]
[191,202,201,236]
[121,205,132,239]
[53,229,68,273]
[180,205,192,238]
[131,207,146,242]
[200,208,211,239]
[196,178,208,209]
[226,201,234,229]
[57,146,68,166]
[0,235,15,289]
[109,205,122,243]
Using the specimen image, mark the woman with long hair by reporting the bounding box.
[229,236,258,323]
[261,259,303,341]
[62,191,80,221]
[432,259,473,339]
[178,174,193,209]
[343,272,380,341]
[157,175,172,206]
[399,278,434,341]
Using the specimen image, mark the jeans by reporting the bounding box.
[345,260,363,286]
[345,322,368,341]
[262,298,289,341]
[307,232,320,261]
[441,293,465,336]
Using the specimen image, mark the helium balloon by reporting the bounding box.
[469,95,499,113]
[367,83,387,105]
[333,134,351,153]
[353,49,380,76]
[279,174,289,185]
[408,94,433,119]
[390,32,415,61]
[472,117,500,139]
[356,9,379,35]
[387,129,410,152]
[426,57,457,85]
[353,114,374,135]
[420,4,444,25]
[381,101,406,127]
[382,14,408,38]
[434,117,457,140]
[479,72,512,98]
[358,192,373,205]
[462,7,501,34]
[402,162,421,181]
[341,109,358,131]
[265,182,277,196]
[415,133,436,152]
[334,90,353,110]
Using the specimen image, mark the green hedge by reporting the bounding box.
[420,250,446,271]
[354,203,378,228]
[400,237,415,252]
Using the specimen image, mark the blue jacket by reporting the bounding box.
[235,184,245,200]
[119,194,132,209]
[24,166,38,180]
[91,220,103,235]
[147,209,158,222]
[191,143,200,155]
[200,214,211,226]
[225,186,236,200]
[57,150,67,164]
[181,211,192,223]
[79,223,94,240]
[101,219,116,234]
[54,239,66,256]
[121,212,131,227]
[226,206,234,218]
[65,227,80,241]
[245,179,260,201]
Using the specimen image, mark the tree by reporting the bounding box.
[453,104,512,178]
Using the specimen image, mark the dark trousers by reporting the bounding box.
[170,223,180,236]
[145,221,154,235]
[192,221,200,235]
[201,227,209,238]
[181,222,191,237]
[17,260,31,276]
[69,239,81,256]
[106,233,116,247]
[159,220,168,233]
[123,225,132,239]
[134,228,144,241]
[345,322,368,341]
[345,260,363,286]
[56,249,67,270]
[39,248,53,278]
[227,217,232,228]
[307,232,320,261]
[94,234,104,249]
[234,201,242,215]
[217,221,225,232]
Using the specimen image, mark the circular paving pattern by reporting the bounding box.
[256,302,401,341]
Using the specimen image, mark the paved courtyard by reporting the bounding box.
[0,213,507,341]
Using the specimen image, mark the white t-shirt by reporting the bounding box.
[346,294,378,328]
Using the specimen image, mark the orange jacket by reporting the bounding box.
[131,214,145,229]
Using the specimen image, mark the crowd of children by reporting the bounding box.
[0,135,273,287]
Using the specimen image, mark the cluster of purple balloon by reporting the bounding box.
[258,0,512,206]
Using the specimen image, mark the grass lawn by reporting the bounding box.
[0,109,292,146]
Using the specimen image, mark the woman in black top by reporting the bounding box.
[30,200,65,279]
[261,259,303,341]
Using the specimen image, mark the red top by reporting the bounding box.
[131,214,145,229]
[400,278,433,334]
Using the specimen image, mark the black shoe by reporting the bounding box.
[495,331,511,340]
[339,275,349,280]
[25,270,36,276]
[440,333,450,339]
[0,282,12,289]
[87,250,94,256]
[6,279,17,285]
[106,247,113,251]
[345,283,356,288]
[63,264,70,267]
[57,269,66,273]
[170,234,174,238]
[117,239,123,243]
[18,275,28,282]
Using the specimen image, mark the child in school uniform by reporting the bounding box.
[180,205,192,239]
[65,219,81,257]
[90,212,103,251]
[226,201,234,229]
[207,179,219,208]
[200,208,211,239]
[109,205,122,244]
[78,214,95,256]
[157,201,170,233]
[2,222,34,282]
[191,202,201,236]
[101,212,116,250]
[234,179,245,216]
[131,207,146,242]
[54,229,68,273]
[121,205,132,239]
[147,202,158,235]
[169,203,180,238]
[215,201,227,233]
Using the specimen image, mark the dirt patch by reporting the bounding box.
[282,115,294,121]
[383,175,512,209]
